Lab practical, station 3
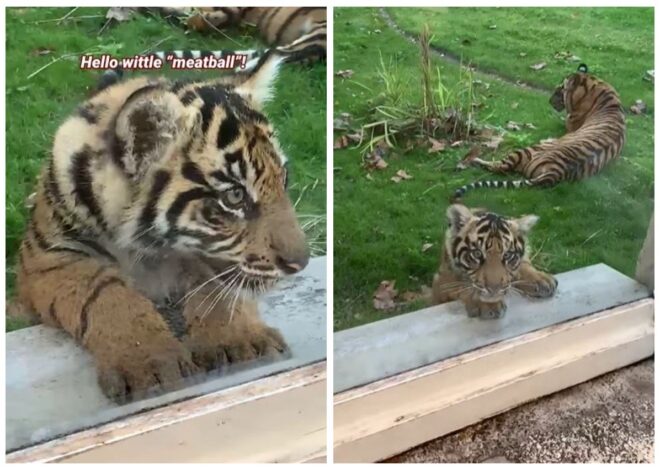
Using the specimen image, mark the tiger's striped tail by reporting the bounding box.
[451,179,533,202]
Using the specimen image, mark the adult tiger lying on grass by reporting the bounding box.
[14,52,310,403]
[155,7,326,64]
[453,64,625,201]
[432,204,557,319]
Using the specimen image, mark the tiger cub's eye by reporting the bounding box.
[223,187,245,207]
[503,251,519,263]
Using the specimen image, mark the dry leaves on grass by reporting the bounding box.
[530,62,547,71]
[421,243,434,252]
[106,7,135,22]
[363,140,390,171]
[335,69,354,79]
[483,133,504,150]
[333,112,352,130]
[30,47,55,56]
[334,132,362,149]
[630,99,647,115]
[390,169,413,183]
[373,280,398,310]
[427,137,447,153]
[506,121,522,131]
[553,51,581,62]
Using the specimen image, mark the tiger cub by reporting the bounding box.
[432,204,557,319]
[453,64,626,200]
[158,7,326,63]
[15,52,310,403]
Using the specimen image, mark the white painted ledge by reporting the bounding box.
[6,256,327,455]
[333,263,653,462]
[334,263,650,393]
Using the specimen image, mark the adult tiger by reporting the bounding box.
[15,52,310,403]
[453,64,626,201]
[156,7,326,63]
[432,204,557,319]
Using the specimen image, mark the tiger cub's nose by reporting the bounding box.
[276,254,309,275]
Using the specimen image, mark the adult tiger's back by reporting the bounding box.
[453,64,626,200]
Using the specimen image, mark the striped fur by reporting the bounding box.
[431,204,557,318]
[15,53,308,403]
[157,7,326,64]
[453,64,626,201]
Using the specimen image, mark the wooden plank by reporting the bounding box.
[334,299,654,462]
[7,362,326,463]
[334,263,650,393]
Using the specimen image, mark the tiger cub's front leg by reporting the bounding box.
[431,269,506,319]
[182,288,287,372]
[514,261,558,299]
[18,251,200,403]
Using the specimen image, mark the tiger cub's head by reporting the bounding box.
[445,204,537,302]
[114,53,309,292]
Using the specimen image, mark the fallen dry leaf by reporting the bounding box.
[483,134,504,150]
[428,137,447,153]
[450,140,464,148]
[106,7,135,22]
[333,132,362,149]
[391,169,413,183]
[540,137,557,145]
[530,62,546,71]
[364,140,390,170]
[335,69,354,79]
[365,173,373,181]
[511,102,520,110]
[519,52,527,57]
[506,121,522,131]
[630,99,647,115]
[488,24,497,30]
[333,112,352,130]
[421,243,434,252]
[524,122,537,129]
[373,280,398,310]
[30,47,54,56]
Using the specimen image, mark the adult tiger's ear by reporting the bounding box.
[235,51,284,107]
[577,63,588,73]
[114,86,198,179]
[512,214,539,235]
[447,204,473,234]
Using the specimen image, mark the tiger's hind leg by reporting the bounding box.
[467,140,557,175]
[18,243,200,403]
[182,287,287,372]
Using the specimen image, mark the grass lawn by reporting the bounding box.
[333,7,653,331]
[5,7,326,331]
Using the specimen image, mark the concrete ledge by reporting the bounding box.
[6,256,326,452]
[334,263,650,393]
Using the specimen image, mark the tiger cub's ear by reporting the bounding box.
[447,204,473,234]
[577,63,588,73]
[114,90,198,179]
[235,52,284,106]
[512,214,539,235]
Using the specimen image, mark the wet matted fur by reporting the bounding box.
[432,204,557,319]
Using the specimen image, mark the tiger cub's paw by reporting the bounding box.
[96,341,200,404]
[189,324,288,372]
[523,272,558,299]
[465,299,507,319]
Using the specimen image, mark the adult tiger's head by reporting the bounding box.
[114,53,308,291]
[549,63,590,112]
[444,204,537,302]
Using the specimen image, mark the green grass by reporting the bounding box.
[333,7,653,331]
[5,8,326,329]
